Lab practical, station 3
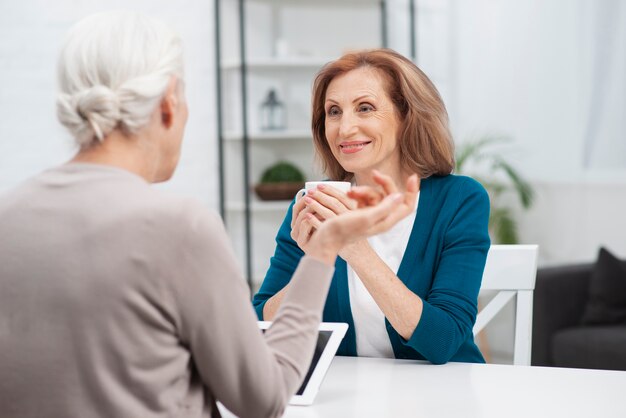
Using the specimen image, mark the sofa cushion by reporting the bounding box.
[581,247,626,325]
[551,326,626,371]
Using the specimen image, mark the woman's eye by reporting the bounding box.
[326,106,341,117]
[358,103,374,112]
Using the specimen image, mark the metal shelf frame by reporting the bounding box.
[214,0,417,289]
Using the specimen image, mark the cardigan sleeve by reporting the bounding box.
[252,201,305,319]
[404,178,491,364]
[170,202,333,418]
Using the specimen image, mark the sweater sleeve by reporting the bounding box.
[169,202,332,418]
[404,178,491,364]
[252,201,305,319]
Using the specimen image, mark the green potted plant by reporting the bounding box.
[455,135,535,244]
[254,161,305,201]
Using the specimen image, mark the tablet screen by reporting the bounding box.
[258,321,348,405]
[296,330,332,395]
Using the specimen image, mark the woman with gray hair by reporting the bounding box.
[0,11,416,418]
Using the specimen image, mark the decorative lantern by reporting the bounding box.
[260,89,286,131]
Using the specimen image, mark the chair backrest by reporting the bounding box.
[473,244,539,366]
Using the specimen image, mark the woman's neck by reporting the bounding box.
[69,130,160,183]
[353,167,417,192]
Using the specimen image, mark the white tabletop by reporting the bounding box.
[254,356,626,418]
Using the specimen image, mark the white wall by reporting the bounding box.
[418,0,626,266]
[520,181,626,265]
[0,0,218,209]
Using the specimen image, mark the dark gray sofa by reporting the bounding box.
[531,263,626,371]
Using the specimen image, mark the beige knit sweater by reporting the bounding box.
[0,163,333,418]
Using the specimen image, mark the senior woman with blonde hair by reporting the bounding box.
[0,13,416,418]
[254,49,491,365]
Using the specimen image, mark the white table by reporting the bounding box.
[263,357,626,418]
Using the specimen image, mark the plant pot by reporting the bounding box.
[254,182,304,201]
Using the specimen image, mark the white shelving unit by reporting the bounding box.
[221,57,332,71]
[216,0,388,288]
[223,130,312,142]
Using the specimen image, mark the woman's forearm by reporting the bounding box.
[344,244,423,341]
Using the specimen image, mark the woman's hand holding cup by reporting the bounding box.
[303,192,409,266]
[291,172,419,262]
[290,181,352,253]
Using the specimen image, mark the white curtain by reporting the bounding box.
[582,0,626,170]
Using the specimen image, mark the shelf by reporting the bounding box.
[221,57,330,71]
[217,0,388,287]
[226,199,292,212]
[236,0,381,6]
[223,130,312,141]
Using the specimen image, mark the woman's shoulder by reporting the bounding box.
[157,196,223,234]
[125,195,229,259]
[93,177,225,243]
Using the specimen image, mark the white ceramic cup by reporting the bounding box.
[295,181,351,202]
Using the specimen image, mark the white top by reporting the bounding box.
[348,193,419,358]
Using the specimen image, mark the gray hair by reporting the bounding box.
[56,11,184,148]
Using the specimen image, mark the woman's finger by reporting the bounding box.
[347,186,385,208]
[291,205,312,241]
[290,198,307,229]
[363,192,404,222]
[321,193,404,244]
[316,184,354,205]
[310,186,355,214]
[372,169,399,196]
[305,212,323,230]
[303,196,336,220]
[296,216,316,248]
[295,206,314,230]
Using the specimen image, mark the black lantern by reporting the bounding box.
[260,89,286,131]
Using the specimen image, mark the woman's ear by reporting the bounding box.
[160,77,179,128]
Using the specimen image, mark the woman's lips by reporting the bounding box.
[339,141,372,154]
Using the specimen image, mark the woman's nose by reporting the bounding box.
[338,112,358,138]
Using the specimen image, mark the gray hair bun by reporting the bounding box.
[57,86,121,147]
[56,11,183,148]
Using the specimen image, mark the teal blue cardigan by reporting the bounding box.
[253,175,490,364]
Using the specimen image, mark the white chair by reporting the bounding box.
[473,245,539,366]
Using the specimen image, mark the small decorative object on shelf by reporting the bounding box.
[259,89,286,131]
[254,161,305,201]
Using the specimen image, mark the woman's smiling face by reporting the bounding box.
[324,67,402,180]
